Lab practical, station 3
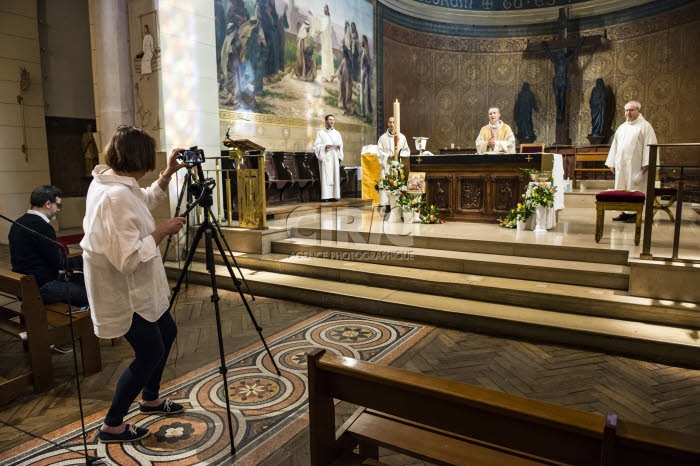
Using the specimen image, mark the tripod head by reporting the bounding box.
[177,147,217,215]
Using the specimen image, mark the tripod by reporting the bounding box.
[163,166,254,299]
[166,166,280,456]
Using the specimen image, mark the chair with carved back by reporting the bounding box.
[519,143,545,154]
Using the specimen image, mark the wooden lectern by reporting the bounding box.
[223,138,267,229]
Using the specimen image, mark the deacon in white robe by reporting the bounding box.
[475,107,516,154]
[605,101,657,194]
[313,114,344,201]
[377,116,410,206]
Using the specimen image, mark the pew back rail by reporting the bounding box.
[307,348,700,466]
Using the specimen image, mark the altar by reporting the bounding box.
[407,153,564,223]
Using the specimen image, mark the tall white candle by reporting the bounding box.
[393,99,400,160]
[393,99,400,136]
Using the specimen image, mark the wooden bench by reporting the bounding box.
[573,151,610,188]
[307,348,700,466]
[0,269,101,403]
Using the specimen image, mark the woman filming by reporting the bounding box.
[81,125,188,443]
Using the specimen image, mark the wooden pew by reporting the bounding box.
[307,348,700,466]
[0,269,101,403]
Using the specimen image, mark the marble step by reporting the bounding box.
[285,227,630,266]
[270,238,630,290]
[177,249,694,328]
[164,261,700,369]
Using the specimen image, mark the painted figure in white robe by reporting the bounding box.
[313,114,344,201]
[141,25,154,75]
[377,116,409,207]
[311,4,334,82]
[475,107,516,154]
[605,100,657,221]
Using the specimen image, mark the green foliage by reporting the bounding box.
[419,204,443,224]
[324,88,339,108]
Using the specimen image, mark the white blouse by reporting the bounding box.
[81,165,171,338]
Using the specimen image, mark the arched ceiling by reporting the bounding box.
[378,0,678,27]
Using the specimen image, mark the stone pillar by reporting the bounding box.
[88,0,133,154]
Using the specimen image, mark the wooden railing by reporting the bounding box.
[641,143,700,261]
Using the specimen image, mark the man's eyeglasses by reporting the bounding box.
[53,202,62,209]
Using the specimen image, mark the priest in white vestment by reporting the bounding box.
[377,116,409,207]
[313,114,344,201]
[475,107,516,154]
[605,100,657,221]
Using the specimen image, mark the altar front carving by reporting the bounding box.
[409,153,557,222]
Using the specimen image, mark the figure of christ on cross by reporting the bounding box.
[525,7,603,145]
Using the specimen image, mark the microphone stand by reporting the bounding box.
[0,213,100,465]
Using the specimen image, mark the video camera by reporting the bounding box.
[178,147,205,164]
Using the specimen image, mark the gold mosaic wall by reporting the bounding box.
[382,3,700,150]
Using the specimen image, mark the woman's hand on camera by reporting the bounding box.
[164,148,188,177]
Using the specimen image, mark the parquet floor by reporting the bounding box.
[1,245,699,465]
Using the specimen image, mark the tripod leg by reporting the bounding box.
[203,223,237,455]
[207,207,255,300]
[163,171,192,262]
[166,220,205,312]
[211,228,282,376]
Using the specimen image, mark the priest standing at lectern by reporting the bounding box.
[475,107,516,154]
[377,116,409,211]
[313,114,344,201]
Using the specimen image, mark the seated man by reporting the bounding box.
[475,106,516,154]
[8,185,88,307]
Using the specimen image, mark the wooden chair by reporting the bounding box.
[574,151,610,188]
[595,190,645,245]
[0,269,101,403]
[519,143,544,153]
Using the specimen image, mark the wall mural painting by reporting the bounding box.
[215,0,375,126]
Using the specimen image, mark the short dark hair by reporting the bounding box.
[105,126,156,173]
[30,185,62,208]
[325,114,334,122]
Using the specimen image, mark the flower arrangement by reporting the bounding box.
[527,182,556,207]
[397,192,423,213]
[498,201,534,228]
[419,204,444,224]
[376,160,407,196]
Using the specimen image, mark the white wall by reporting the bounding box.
[0,1,51,244]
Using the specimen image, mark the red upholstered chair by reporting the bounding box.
[56,233,84,257]
[595,190,645,245]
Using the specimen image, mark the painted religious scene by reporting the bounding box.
[215,0,374,125]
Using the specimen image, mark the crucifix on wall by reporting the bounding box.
[525,8,605,145]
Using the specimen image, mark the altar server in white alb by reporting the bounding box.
[475,107,516,154]
[377,116,410,209]
[605,100,657,222]
[313,114,344,201]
